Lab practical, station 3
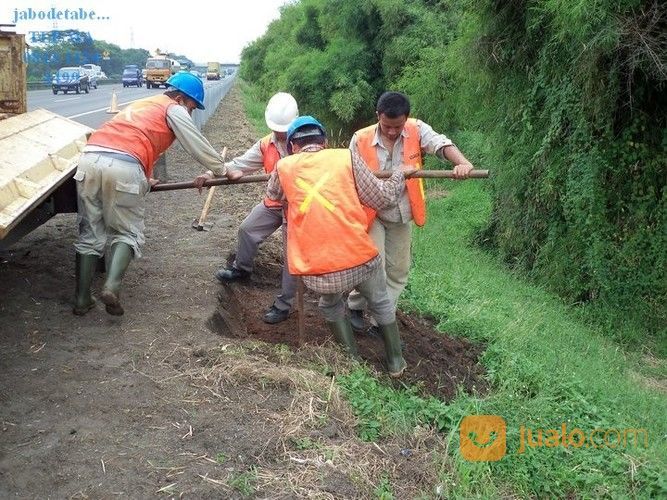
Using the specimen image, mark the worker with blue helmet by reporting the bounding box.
[166,72,206,110]
[266,115,415,377]
[72,72,242,317]
[286,115,326,153]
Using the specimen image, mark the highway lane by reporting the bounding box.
[28,84,158,129]
[27,78,234,130]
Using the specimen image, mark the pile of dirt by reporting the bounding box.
[0,83,487,498]
[210,272,487,401]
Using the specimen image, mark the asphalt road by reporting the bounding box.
[27,79,233,129]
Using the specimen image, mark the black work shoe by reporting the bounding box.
[349,309,366,332]
[215,266,250,283]
[263,305,290,324]
[366,325,381,339]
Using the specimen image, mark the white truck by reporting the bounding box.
[206,61,221,80]
[81,63,100,89]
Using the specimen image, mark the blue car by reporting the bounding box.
[122,68,143,87]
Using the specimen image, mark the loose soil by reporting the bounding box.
[0,84,487,498]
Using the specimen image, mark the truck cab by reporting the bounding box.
[145,57,171,89]
[206,62,221,80]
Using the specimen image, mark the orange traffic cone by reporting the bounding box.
[106,90,119,113]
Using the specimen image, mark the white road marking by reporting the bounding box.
[54,97,81,102]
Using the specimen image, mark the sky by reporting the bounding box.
[6,0,289,63]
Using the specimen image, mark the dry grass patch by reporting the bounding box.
[168,342,452,498]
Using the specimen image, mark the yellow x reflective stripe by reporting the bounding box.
[296,173,336,213]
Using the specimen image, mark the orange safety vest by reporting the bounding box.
[355,118,426,227]
[259,134,283,208]
[278,149,378,276]
[88,94,176,179]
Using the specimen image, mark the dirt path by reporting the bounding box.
[0,84,486,498]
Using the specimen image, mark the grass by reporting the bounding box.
[374,474,395,499]
[228,468,256,497]
[350,178,665,498]
[238,79,270,136]
[237,81,666,498]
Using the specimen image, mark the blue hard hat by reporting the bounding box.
[166,72,205,110]
[287,116,326,152]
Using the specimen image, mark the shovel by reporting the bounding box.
[192,147,227,231]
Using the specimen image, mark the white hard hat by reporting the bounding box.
[265,92,299,132]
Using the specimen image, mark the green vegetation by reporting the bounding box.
[239,80,271,135]
[374,474,395,499]
[238,0,666,495]
[228,468,257,497]
[339,181,666,497]
[241,0,666,344]
[239,76,666,498]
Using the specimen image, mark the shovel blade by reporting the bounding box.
[192,219,214,231]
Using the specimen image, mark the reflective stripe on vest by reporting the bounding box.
[88,94,176,179]
[355,118,425,227]
[260,134,283,208]
[278,149,378,275]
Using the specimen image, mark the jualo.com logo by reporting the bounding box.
[460,415,507,461]
[460,415,648,461]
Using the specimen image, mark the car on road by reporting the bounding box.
[87,73,98,90]
[52,67,90,95]
[81,64,99,89]
[122,67,143,87]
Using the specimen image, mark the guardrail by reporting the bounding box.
[27,79,122,90]
[191,76,235,130]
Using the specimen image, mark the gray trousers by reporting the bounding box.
[347,218,412,319]
[319,266,395,325]
[234,202,296,311]
[74,152,149,258]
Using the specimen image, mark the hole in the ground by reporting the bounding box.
[207,278,489,402]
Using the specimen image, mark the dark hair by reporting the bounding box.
[376,91,410,118]
[165,89,186,101]
[291,134,326,150]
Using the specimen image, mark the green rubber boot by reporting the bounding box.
[100,242,133,316]
[73,253,98,315]
[379,321,407,378]
[326,318,359,359]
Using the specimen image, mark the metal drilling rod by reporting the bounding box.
[150,169,489,192]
